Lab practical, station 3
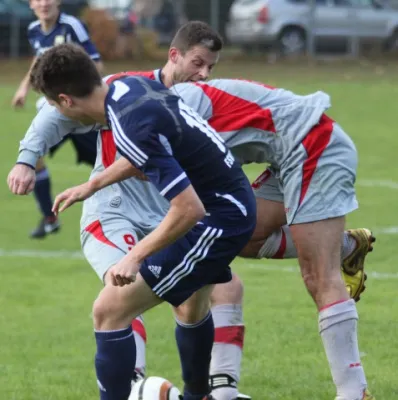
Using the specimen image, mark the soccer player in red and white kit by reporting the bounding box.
[168,79,374,400]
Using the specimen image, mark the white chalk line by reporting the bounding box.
[1,248,397,280]
[357,179,398,190]
[245,263,398,280]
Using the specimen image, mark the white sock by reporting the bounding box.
[210,304,244,400]
[257,225,297,259]
[341,232,357,261]
[132,315,146,377]
[319,299,367,400]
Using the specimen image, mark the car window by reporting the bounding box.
[287,0,308,4]
[333,0,352,6]
[350,0,374,6]
[236,0,261,4]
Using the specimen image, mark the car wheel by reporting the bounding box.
[278,27,306,55]
[385,29,398,52]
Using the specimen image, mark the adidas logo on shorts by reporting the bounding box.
[148,265,162,278]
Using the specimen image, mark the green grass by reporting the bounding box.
[0,60,397,399]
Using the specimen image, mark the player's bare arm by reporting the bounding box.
[90,156,148,191]
[94,60,104,75]
[52,157,147,214]
[108,185,206,286]
[12,57,37,108]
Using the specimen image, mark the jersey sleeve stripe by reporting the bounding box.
[107,106,148,160]
[159,172,188,196]
[60,14,89,42]
[111,120,145,166]
[107,106,148,166]
[89,53,101,60]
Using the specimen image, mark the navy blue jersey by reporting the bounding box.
[27,12,100,60]
[105,76,255,221]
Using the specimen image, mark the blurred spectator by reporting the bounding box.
[134,0,163,28]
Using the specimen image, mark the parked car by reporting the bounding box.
[0,0,88,57]
[226,0,398,54]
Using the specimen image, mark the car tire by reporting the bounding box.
[278,27,306,55]
[385,29,398,52]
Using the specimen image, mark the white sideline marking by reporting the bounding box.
[0,248,84,259]
[245,263,398,280]
[357,179,398,190]
[1,248,397,280]
[375,226,398,234]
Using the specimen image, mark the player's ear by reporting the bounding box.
[169,47,180,64]
[58,94,73,108]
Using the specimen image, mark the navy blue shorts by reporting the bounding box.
[49,131,98,166]
[140,219,255,307]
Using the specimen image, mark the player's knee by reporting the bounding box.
[174,301,210,325]
[92,288,132,330]
[210,274,243,306]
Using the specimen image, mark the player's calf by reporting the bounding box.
[209,276,247,400]
[93,274,162,400]
[174,285,215,400]
[291,218,368,400]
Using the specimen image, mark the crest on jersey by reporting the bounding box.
[54,35,65,45]
[109,196,122,208]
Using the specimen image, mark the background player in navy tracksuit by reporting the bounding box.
[30,43,256,400]
[12,0,103,239]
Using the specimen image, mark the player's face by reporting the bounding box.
[171,45,219,84]
[47,96,97,125]
[30,0,60,22]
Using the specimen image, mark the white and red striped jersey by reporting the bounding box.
[171,79,331,167]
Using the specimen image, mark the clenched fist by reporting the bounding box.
[7,164,36,195]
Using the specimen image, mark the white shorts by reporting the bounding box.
[81,216,144,282]
[252,115,358,224]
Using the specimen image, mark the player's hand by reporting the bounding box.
[12,89,28,108]
[52,182,95,215]
[108,254,141,287]
[7,164,36,195]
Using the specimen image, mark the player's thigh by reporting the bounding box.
[282,119,358,226]
[81,217,140,283]
[173,284,215,324]
[251,167,286,239]
[93,273,163,330]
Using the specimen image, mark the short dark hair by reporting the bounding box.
[30,43,102,102]
[170,21,223,54]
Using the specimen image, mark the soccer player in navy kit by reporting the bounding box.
[12,0,103,239]
[30,43,257,400]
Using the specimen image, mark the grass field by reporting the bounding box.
[0,59,397,400]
